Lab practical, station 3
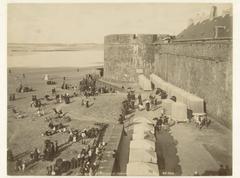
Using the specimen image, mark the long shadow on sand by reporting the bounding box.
[156,129,182,176]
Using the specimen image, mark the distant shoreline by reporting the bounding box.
[7,65,103,69]
[8,43,104,52]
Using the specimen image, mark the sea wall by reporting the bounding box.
[153,40,232,127]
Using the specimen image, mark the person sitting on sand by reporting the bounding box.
[15,159,22,171]
[45,94,53,101]
[12,108,25,119]
[21,160,26,172]
[52,108,64,118]
[37,107,45,117]
[138,103,145,111]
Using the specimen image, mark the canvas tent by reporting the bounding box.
[150,73,168,91]
[162,99,174,116]
[150,73,205,114]
[172,102,188,122]
[138,74,152,91]
[130,139,155,151]
[132,130,155,141]
[133,116,154,125]
[129,148,157,164]
[187,94,204,113]
[127,162,159,176]
[150,74,163,88]
[44,74,49,81]
[133,123,154,133]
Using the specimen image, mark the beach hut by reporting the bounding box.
[44,74,49,81]
[150,73,166,90]
[133,116,154,125]
[171,102,188,122]
[130,139,155,151]
[129,148,157,164]
[162,99,174,116]
[133,123,154,133]
[138,74,152,91]
[127,162,159,176]
[132,131,156,141]
[187,94,204,113]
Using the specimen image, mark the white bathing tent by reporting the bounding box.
[171,102,188,122]
[187,94,204,113]
[133,116,154,125]
[127,162,159,176]
[138,74,152,91]
[150,73,169,91]
[132,130,156,141]
[150,73,163,88]
[129,148,157,164]
[130,139,155,151]
[162,99,174,116]
[44,74,49,81]
[150,73,205,114]
[133,123,154,133]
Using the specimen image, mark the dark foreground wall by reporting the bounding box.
[95,124,124,176]
[153,39,232,127]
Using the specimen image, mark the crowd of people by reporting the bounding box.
[79,74,98,96]
[8,72,116,175]
[41,122,67,136]
[30,95,42,108]
[193,114,211,129]
[14,148,41,172]
[43,140,59,161]
[155,88,168,99]
[153,113,169,135]
[47,80,56,85]
[46,141,107,176]
[66,123,108,144]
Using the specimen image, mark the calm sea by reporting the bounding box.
[8,50,104,68]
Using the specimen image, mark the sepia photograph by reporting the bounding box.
[6,2,233,176]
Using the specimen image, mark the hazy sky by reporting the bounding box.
[8,3,232,43]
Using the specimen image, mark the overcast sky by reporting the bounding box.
[8,3,232,44]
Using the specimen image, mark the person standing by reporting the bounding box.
[138,94,143,105]
[145,100,150,111]
[33,148,39,161]
[218,165,227,175]
[54,140,58,154]
[7,149,14,161]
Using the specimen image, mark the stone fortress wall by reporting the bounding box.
[104,34,156,82]
[104,34,232,128]
[153,39,232,127]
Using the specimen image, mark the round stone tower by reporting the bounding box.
[104,34,157,83]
